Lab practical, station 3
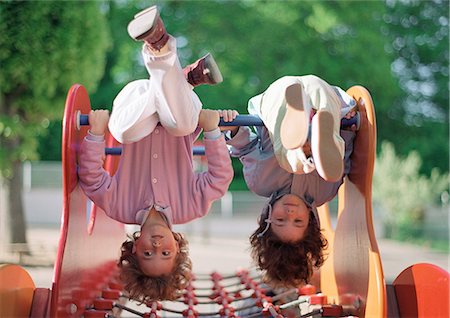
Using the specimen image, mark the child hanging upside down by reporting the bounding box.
[78,5,234,302]
[226,75,358,288]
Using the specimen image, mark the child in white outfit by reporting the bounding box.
[227,75,358,288]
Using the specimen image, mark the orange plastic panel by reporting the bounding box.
[0,264,35,317]
[393,263,449,318]
[316,204,338,303]
[346,86,377,196]
[316,86,386,317]
[50,84,126,317]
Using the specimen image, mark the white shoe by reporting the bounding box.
[127,5,169,51]
[127,5,159,40]
[311,110,343,182]
[280,83,311,150]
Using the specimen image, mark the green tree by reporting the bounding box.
[383,0,449,174]
[0,2,110,248]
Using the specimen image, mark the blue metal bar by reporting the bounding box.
[100,114,359,157]
[105,147,122,155]
[81,113,357,128]
[193,146,205,156]
[79,114,263,127]
[105,146,206,156]
[219,114,263,126]
[79,114,89,126]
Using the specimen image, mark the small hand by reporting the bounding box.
[218,109,238,122]
[89,109,110,136]
[343,109,358,132]
[218,109,239,135]
[198,109,220,132]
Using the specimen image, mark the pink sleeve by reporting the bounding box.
[189,134,234,218]
[77,138,120,221]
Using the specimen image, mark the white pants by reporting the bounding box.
[108,36,202,144]
[248,75,345,174]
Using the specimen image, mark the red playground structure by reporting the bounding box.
[0,84,448,318]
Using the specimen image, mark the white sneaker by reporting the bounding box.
[311,110,343,182]
[280,83,311,150]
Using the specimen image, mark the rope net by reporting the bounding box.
[83,268,354,318]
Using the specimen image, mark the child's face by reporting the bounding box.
[270,194,310,243]
[134,223,180,277]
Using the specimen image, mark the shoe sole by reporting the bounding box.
[127,5,158,40]
[311,111,343,182]
[280,83,309,150]
[203,53,223,84]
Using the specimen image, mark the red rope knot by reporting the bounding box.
[219,305,236,317]
[183,295,198,306]
[144,300,162,311]
[185,284,196,292]
[236,268,249,277]
[249,279,269,307]
[211,271,223,281]
[182,306,199,318]
[143,312,161,318]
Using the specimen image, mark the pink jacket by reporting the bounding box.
[78,126,233,227]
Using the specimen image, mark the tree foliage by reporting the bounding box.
[0,1,110,245]
[383,0,449,174]
[0,1,110,174]
[373,141,449,239]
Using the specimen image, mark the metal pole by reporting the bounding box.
[78,113,264,128]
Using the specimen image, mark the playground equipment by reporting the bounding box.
[0,84,448,317]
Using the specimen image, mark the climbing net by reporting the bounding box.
[83,268,351,318]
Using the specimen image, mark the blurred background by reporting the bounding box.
[0,0,448,285]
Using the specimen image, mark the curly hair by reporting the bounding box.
[249,210,327,288]
[118,231,192,302]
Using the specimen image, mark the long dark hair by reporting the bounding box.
[249,202,327,288]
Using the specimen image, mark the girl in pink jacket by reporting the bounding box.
[78,5,234,303]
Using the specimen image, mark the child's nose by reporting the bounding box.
[152,241,161,247]
[285,206,295,213]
